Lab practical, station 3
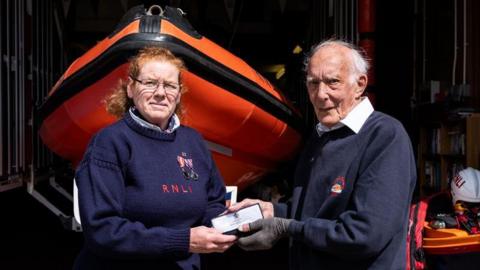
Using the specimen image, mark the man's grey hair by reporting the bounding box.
[304,39,370,84]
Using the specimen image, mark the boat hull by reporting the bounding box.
[39,7,303,190]
[423,223,480,254]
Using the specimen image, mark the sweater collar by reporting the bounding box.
[124,110,177,141]
[316,97,374,137]
[128,107,180,133]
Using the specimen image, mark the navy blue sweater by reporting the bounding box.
[73,112,226,270]
[275,111,416,270]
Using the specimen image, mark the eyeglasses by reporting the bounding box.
[130,76,180,93]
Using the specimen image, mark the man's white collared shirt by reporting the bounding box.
[316,97,374,137]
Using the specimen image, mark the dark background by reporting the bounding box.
[2,0,480,269]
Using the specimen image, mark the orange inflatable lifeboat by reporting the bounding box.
[38,5,303,190]
[413,192,480,255]
[423,223,480,254]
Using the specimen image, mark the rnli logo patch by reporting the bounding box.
[330,176,345,196]
[177,152,199,181]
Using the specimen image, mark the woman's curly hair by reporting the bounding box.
[105,46,188,119]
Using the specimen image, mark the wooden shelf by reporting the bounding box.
[417,113,480,197]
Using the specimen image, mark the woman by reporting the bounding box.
[73,47,236,269]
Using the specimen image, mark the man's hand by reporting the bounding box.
[237,218,292,251]
[189,226,237,253]
[228,198,274,218]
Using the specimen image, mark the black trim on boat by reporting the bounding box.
[139,16,161,34]
[161,6,202,39]
[39,31,304,133]
[108,5,145,38]
[113,5,202,40]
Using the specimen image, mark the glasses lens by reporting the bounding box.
[134,77,179,92]
[143,80,158,89]
[163,82,179,92]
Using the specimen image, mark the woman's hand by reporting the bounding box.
[189,226,237,253]
[228,198,274,218]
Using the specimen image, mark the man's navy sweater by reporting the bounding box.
[275,111,416,270]
[73,112,226,270]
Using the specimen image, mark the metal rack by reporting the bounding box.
[0,0,80,230]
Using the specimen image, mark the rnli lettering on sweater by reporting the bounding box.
[162,184,193,193]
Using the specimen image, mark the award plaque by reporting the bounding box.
[212,203,263,234]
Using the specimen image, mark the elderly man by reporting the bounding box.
[229,39,416,269]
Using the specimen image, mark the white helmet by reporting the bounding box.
[450,167,480,204]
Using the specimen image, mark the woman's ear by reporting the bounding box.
[126,78,134,98]
[175,91,182,104]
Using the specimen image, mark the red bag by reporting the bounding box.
[406,196,429,270]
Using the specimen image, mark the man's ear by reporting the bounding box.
[355,74,368,98]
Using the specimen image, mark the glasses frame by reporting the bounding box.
[130,76,180,94]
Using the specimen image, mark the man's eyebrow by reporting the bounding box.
[306,74,320,79]
[306,74,338,80]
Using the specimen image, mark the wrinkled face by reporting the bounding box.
[306,46,367,127]
[127,60,181,129]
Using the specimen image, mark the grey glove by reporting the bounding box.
[237,217,292,251]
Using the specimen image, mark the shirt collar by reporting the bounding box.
[316,97,374,137]
[129,107,180,133]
